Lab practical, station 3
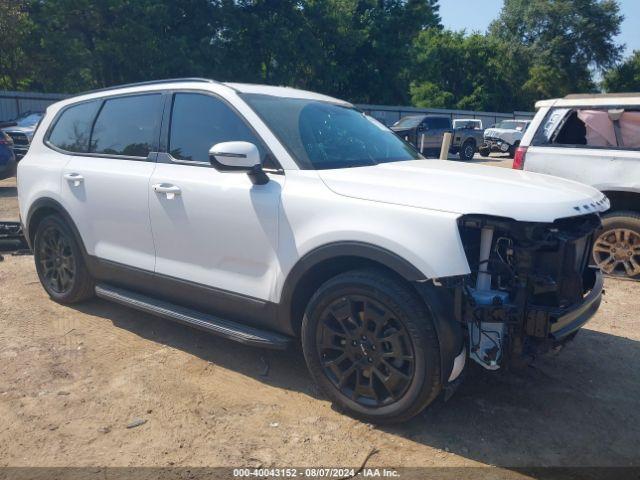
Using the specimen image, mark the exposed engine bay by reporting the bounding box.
[452,213,603,370]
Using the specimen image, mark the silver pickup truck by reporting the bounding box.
[391,115,484,161]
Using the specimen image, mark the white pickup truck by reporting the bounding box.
[480,119,531,158]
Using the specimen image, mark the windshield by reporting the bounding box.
[14,112,43,127]
[495,120,528,131]
[242,94,421,170]
[392,116,424,128]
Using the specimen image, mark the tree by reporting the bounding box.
[0,1,33,90]
[603,51,640,92]
[22,0,221,92]
[12,0,441,103]
[490,0,623,96]
[409,29,531,111]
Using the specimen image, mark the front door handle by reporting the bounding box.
[153,183,181,199]
[63,173,84,187]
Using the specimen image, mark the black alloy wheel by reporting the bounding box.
[302,269,442,424]
[316,294,415,407]
[34,215,95,303]
[37,223,76,294]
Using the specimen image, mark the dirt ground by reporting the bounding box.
[0,157,639,474]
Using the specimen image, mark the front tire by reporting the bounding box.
[301,269,441,424]
[592,211,640,279]
[479,146,490,157]
[459,139,476,161]
[34,215,95,303]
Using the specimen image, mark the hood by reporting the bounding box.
[390,126,414,136]
[318,160,609,223]
[3,126,36,139]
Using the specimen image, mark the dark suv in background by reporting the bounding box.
[0,122,17,180]
[1,112,44,160]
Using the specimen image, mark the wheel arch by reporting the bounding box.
[279,242,426,336]
[601,190,640,214]
[278,242,464,383]
[25,198,87,257]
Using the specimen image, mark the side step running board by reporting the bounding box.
[95,284,291,350]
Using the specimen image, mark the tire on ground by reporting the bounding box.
[33,214,95,303]
[301,268,441,424]
[459,139,476,161]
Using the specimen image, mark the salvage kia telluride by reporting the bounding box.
[17,78,609,423]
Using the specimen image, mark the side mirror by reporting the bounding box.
[209,141,269,185]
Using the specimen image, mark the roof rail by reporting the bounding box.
[564,92,640,99]
[79,78,221,95]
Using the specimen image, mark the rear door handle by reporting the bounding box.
[63,173,84,187]
[153,183,181,199]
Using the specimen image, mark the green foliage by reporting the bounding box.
[409,29,531,111]
[4,0,440,103]
[0,1,34,90]
[0,0,628,110]
[603,51,640,92]
[410,0,623,111]
[490,0,623,95]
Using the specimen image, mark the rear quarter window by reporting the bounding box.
[48,100,101,153]
[533,106,640,150]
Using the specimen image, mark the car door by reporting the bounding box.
[148,92,283,324]
[424,118,443,151]
[59,93,162,271]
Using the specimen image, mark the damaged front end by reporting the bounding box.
[452,213,603,371]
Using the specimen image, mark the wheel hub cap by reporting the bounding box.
[316,295,415,407]
[593,228,640,277]
[38,226,75,294]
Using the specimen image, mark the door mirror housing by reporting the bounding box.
[208,141,269,185]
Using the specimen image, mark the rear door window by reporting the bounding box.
[90,94,162,157]
[48,100,101,153]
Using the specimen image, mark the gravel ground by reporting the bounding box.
[0,157,638,475]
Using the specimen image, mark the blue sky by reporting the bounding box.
[438,0,640,59]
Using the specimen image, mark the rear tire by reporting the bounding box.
[301,269,441,424]
[592,211,640,279]
[33,215,95,303]
[479,146,490,157]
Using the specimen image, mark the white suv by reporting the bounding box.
[517,93,640,279]
[18,78,609,423]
